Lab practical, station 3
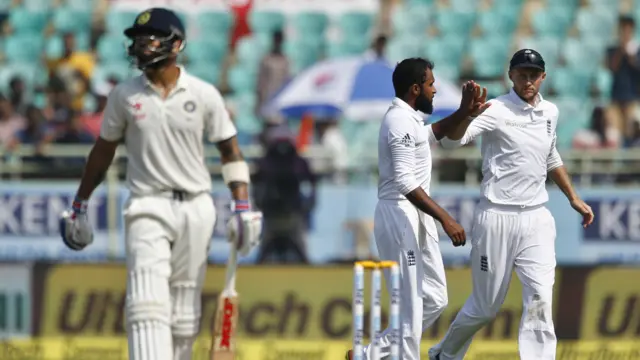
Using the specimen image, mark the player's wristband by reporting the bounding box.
[72,197,88,214]
[231,200,250,213]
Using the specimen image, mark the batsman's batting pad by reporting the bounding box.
[171,282,202,360]
[221,161,250,185]
[126,268,173,360]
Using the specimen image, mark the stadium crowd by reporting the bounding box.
[0,0,638,164]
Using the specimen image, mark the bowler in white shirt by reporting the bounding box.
[347,58,490,360]
[429,49,595,360]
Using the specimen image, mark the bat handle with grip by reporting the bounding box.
[224,246,238,294]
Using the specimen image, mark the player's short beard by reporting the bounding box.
[415,88,434,114]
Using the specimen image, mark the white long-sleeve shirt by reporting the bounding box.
[442,88,563,207]
[377,98,438,200]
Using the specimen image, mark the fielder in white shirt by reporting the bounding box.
[429,49,595,360]
[347,58,491,360]
[58,8,262,360]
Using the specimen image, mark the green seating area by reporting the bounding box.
[0,0,635,148]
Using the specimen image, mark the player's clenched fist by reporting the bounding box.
[226,200,263,256]
[442,217,466,247]
[59,198,94,251]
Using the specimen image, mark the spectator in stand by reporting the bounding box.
[46,32,95,111]
[315,118,349,184]
[0,94,26,149]
[253,127,316,264]
[364,35,389,62]
[256,30,290,117]
[79,81,112,139]
[56,111,94,144]
[606,15,640,144]
[573,106,621,149]
[42,76,74,137]
[8,76,28,116]
[5,105,55,158]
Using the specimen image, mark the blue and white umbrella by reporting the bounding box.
[264,56,462,122]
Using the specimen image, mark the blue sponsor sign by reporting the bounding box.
[0,183,639,265]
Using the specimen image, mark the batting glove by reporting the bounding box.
[59,197,94,251]
[226,200,263,256]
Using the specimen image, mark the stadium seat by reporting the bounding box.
[292,12,329,37]
[491,0,523,5]
[64,0,98,11]
[449,0,479,9]
[92,62,133,84]
[51,8,92,34]
[4,34,44,63]
[8,8,49,34]
[484,80,507,99]
[562,37,604,72]
[550,67,592,98]
[517,36,561,68]
[593,66,612,100]
[195,11,233,37]
[0,63,47,93]
[45,36,65,58]
[469,37,509,78]
[423,36,465,68]
[576,8,616,41]
[0,0,10,10]
[284,39,324,73]
[339,12,374,37]
[553,97,594,147]
[328,36,370,58]
[185,38,228,65]
[228,65,257,93]
[386,36,424,64]
[185,63,220,85]
[477,7,519,34]
[531,8,573,37]
[235,35,272,70]
[391,4,431,34]
[405,0,434,5]
[22,0,53,10]
[104,10,139,34]
[435,10,475,37]
[249,11,286,35]
[435,64,461,82]
[97,34,129,62]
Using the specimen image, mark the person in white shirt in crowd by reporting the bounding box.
[316,118,349,184]
[347,57,490,360]
[429,49,595,360]
[58,8,262,360]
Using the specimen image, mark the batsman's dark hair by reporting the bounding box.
[392,57,434,98]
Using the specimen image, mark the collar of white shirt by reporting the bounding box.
[391,97,424,123]
[507,87,545,112]
[140,65,189,92]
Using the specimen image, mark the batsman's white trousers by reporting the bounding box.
[430,200,557,360]
[363,199,448,360]
[123,192,216,360]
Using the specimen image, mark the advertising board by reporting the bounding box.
[1,339,639,360]
[30,264,640,342]
[0,264,32,338]
[2,183,640,265]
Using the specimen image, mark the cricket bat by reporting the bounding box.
[210,246,239,360]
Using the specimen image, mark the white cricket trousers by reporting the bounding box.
[431,201,557,360]
[123,192,216,360]
[364,199,448,360]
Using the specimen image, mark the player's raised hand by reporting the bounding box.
[570,198,595,228]
[459,80,478,116]
[442,217,466,247]
[469,84,491,118]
